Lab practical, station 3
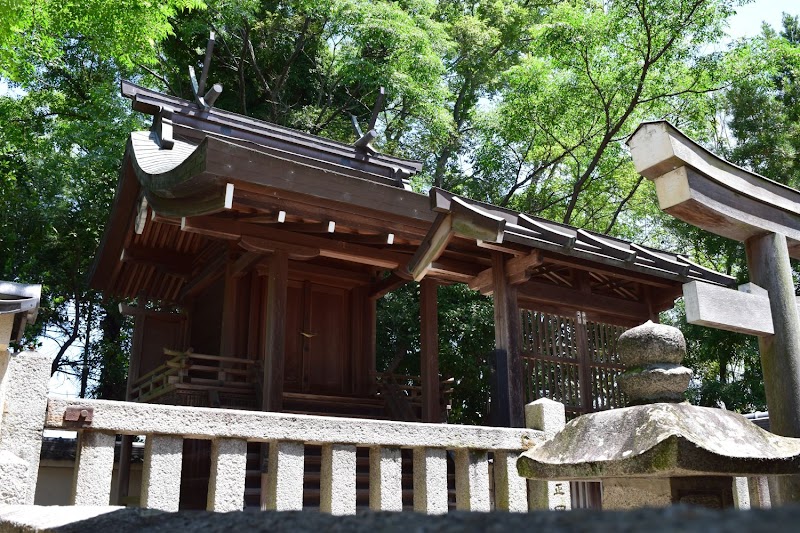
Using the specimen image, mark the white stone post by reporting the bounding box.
[733,476,751,510]
[412,447,448,514]
[71,431,116,505]
[207,438,247,512]
[0,350,51,505]
[525,398,571,510]
[454,449,490,511]
[141,435,183,511]
[369,446,403,511]
[320,444,357,515]
[493,451,528,512]
[264,440,304,511]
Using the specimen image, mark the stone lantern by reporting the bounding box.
[517,321,800,509]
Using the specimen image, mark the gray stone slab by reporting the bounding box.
[683,281,774,336]
[45,399,542,451]
[519,403,800,480]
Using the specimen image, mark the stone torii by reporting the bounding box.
[628,121,800,504]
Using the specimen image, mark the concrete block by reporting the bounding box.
[454,449,490,512]
[320,444,356,515]
[0,450,31,505]
[265,441,304,511]
[412,447,448,514]
[141,435,183,511]
[493,451,527,512]
[207,438,247,512]
[369,446,402,512]
[0,351,51,504]
[71,432,115,506]
[525,398,565,438]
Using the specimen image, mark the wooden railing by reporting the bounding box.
[130,350,258,405]
[43,398,556,513]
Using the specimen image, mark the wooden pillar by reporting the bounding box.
[262,250,289,412]
[420,279,441,423]
[219,257,239,358]
[746,232,800,503]
[492,252,524,427]
[115,293,146,505]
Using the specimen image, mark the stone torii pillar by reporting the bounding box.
[628,121,800,503]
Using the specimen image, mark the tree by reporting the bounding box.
[0,0,204,397]
[467,0,737,233]
[668,12,800,412]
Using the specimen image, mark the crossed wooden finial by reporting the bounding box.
[351,87,385,156]
[190,31,223,110]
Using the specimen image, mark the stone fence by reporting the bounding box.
[0,351,570,514]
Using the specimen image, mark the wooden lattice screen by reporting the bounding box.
[520,309,627,418]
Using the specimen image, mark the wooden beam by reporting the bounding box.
[231,187,427,242]
[239,235,320,261]
[270,221,336,234]
[181,215,404,269]
[516,281,650,323]
[420,279,440,423]
[469,252,543,293]
[491,252,524,428]
[404,213,454,281]
[337,233,395,246]
[231,251,263,278]
[178,254,226,301]
[262,251,289,412]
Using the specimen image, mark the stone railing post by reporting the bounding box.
[0,349,52,505]
[525,398,571,510]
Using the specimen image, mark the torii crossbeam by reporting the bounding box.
[628,121,800,504]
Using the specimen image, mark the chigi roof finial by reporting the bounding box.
[189,31,223,110]
[350,86,385,156]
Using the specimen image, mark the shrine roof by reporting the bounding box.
[122,80,421,190]
[90,84,735,314]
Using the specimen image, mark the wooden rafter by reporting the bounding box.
[120,245,194,278]
[403,213,454,281]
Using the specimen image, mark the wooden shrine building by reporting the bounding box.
[92,81,735,432]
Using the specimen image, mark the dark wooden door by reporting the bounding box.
[284,281,350,394]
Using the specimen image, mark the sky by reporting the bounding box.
[727,0,798,39]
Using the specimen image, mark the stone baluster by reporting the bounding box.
[141,435,183,511]
[320,443,357,515]
[264,440,304,511]
[207,438,247,512]
[525,398,571,510]
[412,447,448,514]
[0,350,51,505]
[454,449,490,511]
[369,446,403,511]
[71,431,116,505]
[493,450,528,512]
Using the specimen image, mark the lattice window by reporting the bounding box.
[520,309,627,418]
